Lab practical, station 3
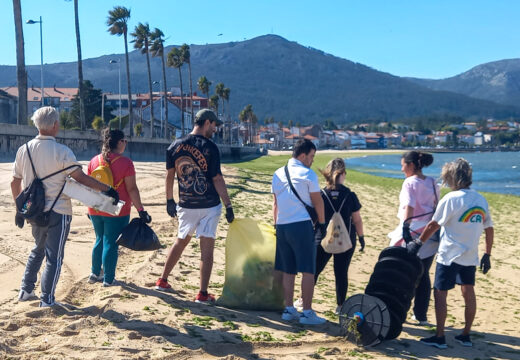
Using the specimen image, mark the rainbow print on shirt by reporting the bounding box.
[459,206,486,223]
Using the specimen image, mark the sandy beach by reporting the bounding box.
[1,154,519,360]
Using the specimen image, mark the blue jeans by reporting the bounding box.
[90,215,129,283]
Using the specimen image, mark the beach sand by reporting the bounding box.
[1,157,519,360]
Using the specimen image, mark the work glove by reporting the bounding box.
[314,222,327,243]
[166,199,177,218]
[406,239,422,256]
[102,187,119,205]
[225,205,235,223]
[358,235,365,252]
[402,222,413,244]
[480,253,491,274]
[15,212,25,229]
[138,210,152,223]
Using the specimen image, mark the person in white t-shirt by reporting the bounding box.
[271,139,327,325]
[411,158,494,349]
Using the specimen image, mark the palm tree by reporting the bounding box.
[150,28,168,138]
[215,83,225,115]
[12,0,27,125]
[167,47,185,135]
[197,76,211,105]
[222,87,230,143]
[70,0,86,130]
[107,6,133,136]
[180,44,194,127]
[131,22,154,138]
[239,104,256,144]
[209,95,219,113]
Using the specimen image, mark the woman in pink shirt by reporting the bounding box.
[87,129,151,286]
[389,150,440,325]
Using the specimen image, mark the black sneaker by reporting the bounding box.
[420,335,447,349]
[454,334,472,347]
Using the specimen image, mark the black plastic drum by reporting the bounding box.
[339,294,391,347]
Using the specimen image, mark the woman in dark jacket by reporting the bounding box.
[315,158,365,313]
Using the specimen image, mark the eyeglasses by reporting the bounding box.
[121,139,128,143]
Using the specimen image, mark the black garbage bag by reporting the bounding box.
[116,218,162,251]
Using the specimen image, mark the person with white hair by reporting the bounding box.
[11,106,119,307]
[409,158,494,349]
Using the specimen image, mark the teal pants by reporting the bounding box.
[90,215,129,283]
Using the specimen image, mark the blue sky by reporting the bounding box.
[2,0,519,79]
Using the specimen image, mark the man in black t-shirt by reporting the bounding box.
[155,109,234,304]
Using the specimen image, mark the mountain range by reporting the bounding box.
[1,35,519,124]
[408,58,520,107]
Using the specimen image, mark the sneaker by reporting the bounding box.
[88,273,103,284]
[281,307,301,321]
[39,300,56,308]
[195,291,215,304]
[18,289,37,302]
[411,314,429,326]
[335,305,342,315]
[420,335,447,349]
[454,334,472,347]
[155,278,172,291]
[103,279,120,287]
[299,310,327,325]
[293,298,304,311]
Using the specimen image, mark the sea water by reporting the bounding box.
[346,152,520,196]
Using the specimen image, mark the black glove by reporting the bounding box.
[225,205,235,223]
[406,239,422,256]
[138,210,152,223]
[358,235,365,252]
[102,187,119,205]
[15,212,25,229]
[480,253,491,274]
[402,222,413,244]
[166,199,177,218]
[314,223,327,242]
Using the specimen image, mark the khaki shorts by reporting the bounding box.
[177,203,222,239]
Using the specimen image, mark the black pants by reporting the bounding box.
[314,241,356,306]
[413,255,435,321]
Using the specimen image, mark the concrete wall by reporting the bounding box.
[0,124,260,162]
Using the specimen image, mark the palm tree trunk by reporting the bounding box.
[145,48,154,138]
[12,0,27,125]
[160,51,168,138]
[178,67,184,135]
[73,0,86,130]
[123,30,133,136]
[188,62,194,128]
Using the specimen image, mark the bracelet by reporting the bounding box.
[137,207,143,212]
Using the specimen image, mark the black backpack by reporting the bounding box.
[16,143,79,227]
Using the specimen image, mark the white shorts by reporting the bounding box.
[177,203,222,239]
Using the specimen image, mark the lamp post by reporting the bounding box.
[26,16,44,107]
[109,59,122,129]
[153,81,163,137]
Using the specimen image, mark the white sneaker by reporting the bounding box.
[300,310,327,325]
[39,300,57,307]
[88,273,103,284]
[411,315,429,326]
[103,279,120,287]
[293,298,304,311]
[18,289,37,301]
[281,307,301,321]
[335,305,342,315]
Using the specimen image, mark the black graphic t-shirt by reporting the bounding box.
[166,134,222,209]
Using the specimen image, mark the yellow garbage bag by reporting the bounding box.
[217,218,284,311]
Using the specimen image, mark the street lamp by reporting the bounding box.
[109,59,122,129]
[153,81,163,137]
[26,16,44,107]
